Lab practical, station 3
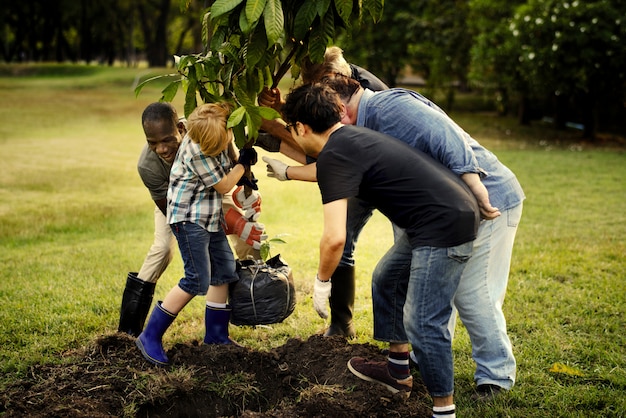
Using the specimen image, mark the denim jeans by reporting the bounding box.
[451,203,522,389]
[372,231,473,397]
[340,197,376,266]
[170,222,238,296]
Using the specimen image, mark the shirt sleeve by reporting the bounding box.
[317,137,363,204]
[368,90,484,177]
[192,151,228,188]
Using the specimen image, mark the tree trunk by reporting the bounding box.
[138,0,172,67]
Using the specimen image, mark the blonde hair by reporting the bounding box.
[186,103,232,157]
[301,46,352,84]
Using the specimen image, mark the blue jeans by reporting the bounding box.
[372,231,473,397]
[170,222,238,296]
[451,203,522,389]
[340,197,376,266]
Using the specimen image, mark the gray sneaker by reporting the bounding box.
[348,357,413,399]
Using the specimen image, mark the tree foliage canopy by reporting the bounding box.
[136,0,384,148]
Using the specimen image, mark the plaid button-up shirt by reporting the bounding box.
[167,135,233,232]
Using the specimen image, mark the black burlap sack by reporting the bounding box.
[229,254,296,326]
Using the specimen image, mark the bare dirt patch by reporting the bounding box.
[1,334,433,417]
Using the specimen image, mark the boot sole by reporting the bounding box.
[135,338,169,366]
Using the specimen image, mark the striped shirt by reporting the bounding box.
[167,135,233,231]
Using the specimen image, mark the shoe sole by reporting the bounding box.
[347,360,411,399]
[135,338,169,366]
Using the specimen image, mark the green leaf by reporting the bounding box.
[245,27,268,68]
[245,107,263,137]
[202,12,211,49]
[333,0,353,25]
[268,237,287,245]
[308,11,335,62]
[260,243,270,261]
[294,1,317,41]
[210,25,228,51]
[257,105,281,121]
[362,0,384,23]
[315,0,330,16]
[263,0,284,45]
[232,119,248,149]
[228,106,247,128]
[233,77,256,108]
[245,0,267,24]
[238,9,252,34]
[211,0,245,19]
[184,79,198,117]
[160,80,180,102]
[134,74,170,97]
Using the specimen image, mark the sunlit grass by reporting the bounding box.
[0,65,624,417]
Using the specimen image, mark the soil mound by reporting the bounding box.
[1,333,432,417]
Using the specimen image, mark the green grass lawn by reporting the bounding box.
[0,64,624,417]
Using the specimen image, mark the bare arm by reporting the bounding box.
[213,163,246,195]
[260,118,308,164]
[317,199,348,281]
[460,173,501,220]
[287,163,317,182]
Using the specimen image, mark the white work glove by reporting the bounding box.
[232,185,262,221]
[262,156,290,181]
[223,208,267,250]
[313,275,332,319]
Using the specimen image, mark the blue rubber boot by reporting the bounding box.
[204,305,239,345]
[136,301,177,366]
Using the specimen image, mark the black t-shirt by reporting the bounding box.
[316,125,479,248]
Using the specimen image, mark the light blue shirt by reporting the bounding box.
[356,88,525,211]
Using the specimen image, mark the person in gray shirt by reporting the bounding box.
[118,102,265,336]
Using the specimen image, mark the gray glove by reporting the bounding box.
[262,156,290,181]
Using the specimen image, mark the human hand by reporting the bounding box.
[478,201,501,220]
[233,185,262,221]
[236,172,259,190]
[460,172,501,220]
[255,132,282,153]
[223,208,267,250]
[258,87,283,112]
[237,148,258,169]
[262,156,290,181]
[313,276,332,319]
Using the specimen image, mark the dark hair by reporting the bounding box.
[281,83,342,133]
[320,74,361,102]
[141,102,179,129]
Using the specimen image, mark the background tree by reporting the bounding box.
[338,0,419,88]
[468,0,526,117]
[408,0,472,110]
[339,0,472,110]
[505,0,626,137]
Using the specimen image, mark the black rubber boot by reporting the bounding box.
[324,265,356,338]
[118,272,156,336]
